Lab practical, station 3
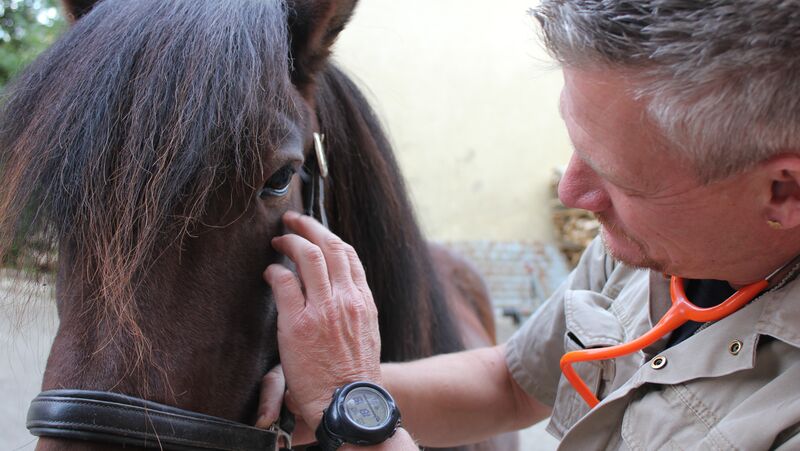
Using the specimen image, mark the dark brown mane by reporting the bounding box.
[316,65,465,360]
[0,0,296,368]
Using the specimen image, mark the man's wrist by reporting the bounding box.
[303,404,326,434]
[339,427,415,451]
[305,375,385,430]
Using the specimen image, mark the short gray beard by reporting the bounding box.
[596,216,666,273]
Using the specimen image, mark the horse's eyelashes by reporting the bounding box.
[260,165,297,198]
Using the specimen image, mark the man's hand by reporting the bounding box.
[255,365,315,445]
[263,211,383,431]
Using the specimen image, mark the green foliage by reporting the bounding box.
[0,0,65,87]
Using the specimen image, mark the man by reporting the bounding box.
[258,1,800,449]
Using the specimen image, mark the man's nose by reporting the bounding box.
[557,153,612,213]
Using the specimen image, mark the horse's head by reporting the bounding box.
[0,0,357,428]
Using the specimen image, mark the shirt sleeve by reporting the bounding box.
[504,236,614,407]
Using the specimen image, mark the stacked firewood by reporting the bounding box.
[550,168,600,267]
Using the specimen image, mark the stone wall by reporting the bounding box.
[443,241,570,315]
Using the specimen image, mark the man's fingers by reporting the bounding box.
[256,386,312,445]
[271,234,332,300]
[255,365,286,429]
[346,246,368,287]
[264,264,306,318]
[282,212,353,285]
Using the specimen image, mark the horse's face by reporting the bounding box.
[32,0,358,423]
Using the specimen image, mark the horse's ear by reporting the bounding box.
[288,0,358,94]
[61,0,102,23]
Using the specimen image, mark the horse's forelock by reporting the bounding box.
[0,0,296,356]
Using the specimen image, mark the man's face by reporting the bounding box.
[558,68,764,280]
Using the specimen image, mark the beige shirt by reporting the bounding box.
[506,237,800,450]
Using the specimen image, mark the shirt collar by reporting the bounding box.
[755,275,800,348]
[640,268,800,351]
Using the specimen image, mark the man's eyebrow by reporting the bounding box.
[572,146,604,177]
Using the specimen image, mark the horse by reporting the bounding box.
[0,0,517,449]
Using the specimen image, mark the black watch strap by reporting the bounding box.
[314,412,345,451]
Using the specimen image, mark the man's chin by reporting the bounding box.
[599,227,665,273]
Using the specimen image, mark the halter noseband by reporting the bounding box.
[27,390,293,450]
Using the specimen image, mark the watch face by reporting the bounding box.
[343,386,390,429]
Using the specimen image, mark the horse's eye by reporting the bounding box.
[260,165,296,198]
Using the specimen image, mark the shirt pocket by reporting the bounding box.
[621,383,734,451]
[548,289,626,438]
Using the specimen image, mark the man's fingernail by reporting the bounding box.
[284,211,301,219]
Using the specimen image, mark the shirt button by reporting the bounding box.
[651,355,668,369]
[729,340,743,355]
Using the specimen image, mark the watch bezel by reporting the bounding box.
[323,382,401,446]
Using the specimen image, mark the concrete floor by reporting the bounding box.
[1,276,56,450]
[0,277,557,450]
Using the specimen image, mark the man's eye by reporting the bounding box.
[259,166,296,198]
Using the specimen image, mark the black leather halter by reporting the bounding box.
[25,134,331,450]
[302,132,330,228]
[27,390,293,450]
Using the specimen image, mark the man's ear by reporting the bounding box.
[61,0,102,23]
[763,155,800,229]
[287,0,358,96]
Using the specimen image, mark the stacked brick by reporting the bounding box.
[550,168,601,267]
[443,241,569,314]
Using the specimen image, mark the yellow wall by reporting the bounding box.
[334,0,572,242]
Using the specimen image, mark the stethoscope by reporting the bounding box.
[560,259,800,408]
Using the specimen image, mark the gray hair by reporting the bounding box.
[533,0,800,182]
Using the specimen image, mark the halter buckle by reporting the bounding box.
[313,133,329,179]
[268,422,293,450]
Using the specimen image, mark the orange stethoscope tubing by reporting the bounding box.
[560,275,769,409]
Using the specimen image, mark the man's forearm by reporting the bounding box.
[381,344,551,447]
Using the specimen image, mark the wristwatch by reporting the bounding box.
[315,382,402,450]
